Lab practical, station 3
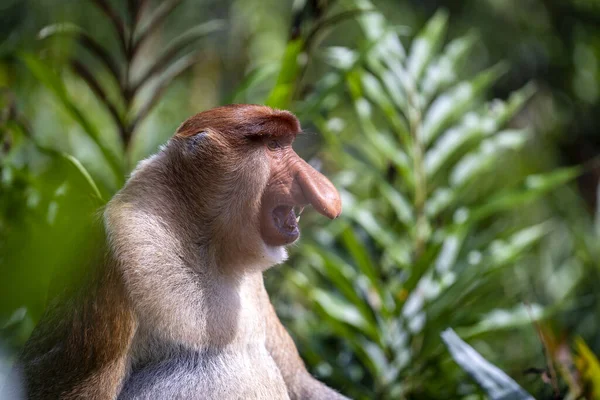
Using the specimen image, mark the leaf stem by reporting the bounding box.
[407,88,428,259]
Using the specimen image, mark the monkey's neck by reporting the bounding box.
[105,196,268,364]
[129,270,267,367]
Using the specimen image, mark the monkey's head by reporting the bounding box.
[129,104,341,269]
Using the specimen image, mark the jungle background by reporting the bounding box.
[1,0,600,399]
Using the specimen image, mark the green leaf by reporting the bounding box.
[310,287,378,339]
[354,0,405,61]
[421,33,477,102]
[303,243,377,325]
[422,63,509,145]
[441,329,535,400]
[524,166,582,192]
[133,19,226,92]
[347,99,394,170]
[377,181,414,226]
[297,73,344,118]
[134,0,184,50]
[487,222,552,268]
[575,338,600,399]
[38,22,83,38]
[406,9,449,83]
[324,47,358,71]
[425,84,535,178]
[229,63,281,103]
[450,129,529,187]
[366,57,410,117]
[424,187,455,219]
[129,52,201,133]
[6,120,105,202]
[266,39,305,109]
[37,22,122,85]
[361,339,390,383]
[432,231,466,274]
[347,207,398,250]
[458,303,548,338]
[340,226,383,300]
[359,70,410,143]
[59,153,104,202]
[347,70,413,180]
[19,53,124,186]
[468,166,582,222]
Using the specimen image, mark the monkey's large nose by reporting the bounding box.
[295,158,342,219]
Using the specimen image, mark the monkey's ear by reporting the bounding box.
[187,131,208,151]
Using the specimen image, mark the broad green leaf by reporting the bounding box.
[441,329,535,400]
[348,96,395,170]
[288,271,366,341]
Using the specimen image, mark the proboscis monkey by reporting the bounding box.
[9,105,348,399]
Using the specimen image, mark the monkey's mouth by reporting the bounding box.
[271,205,304,243]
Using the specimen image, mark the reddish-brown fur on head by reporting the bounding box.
[175,104,301,140]
[170,103,341,255]
[118,104,341,267]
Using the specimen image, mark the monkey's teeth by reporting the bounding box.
[296,215,301,223]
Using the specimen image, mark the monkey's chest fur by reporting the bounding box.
[118,273,290,400]
[119,344,289,400]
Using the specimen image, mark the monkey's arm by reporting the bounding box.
[260,283,349,400]
[17,265,136,400]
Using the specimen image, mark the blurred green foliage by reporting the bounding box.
[2,0,600,399]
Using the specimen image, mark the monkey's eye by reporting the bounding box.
[266,139,282,150]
